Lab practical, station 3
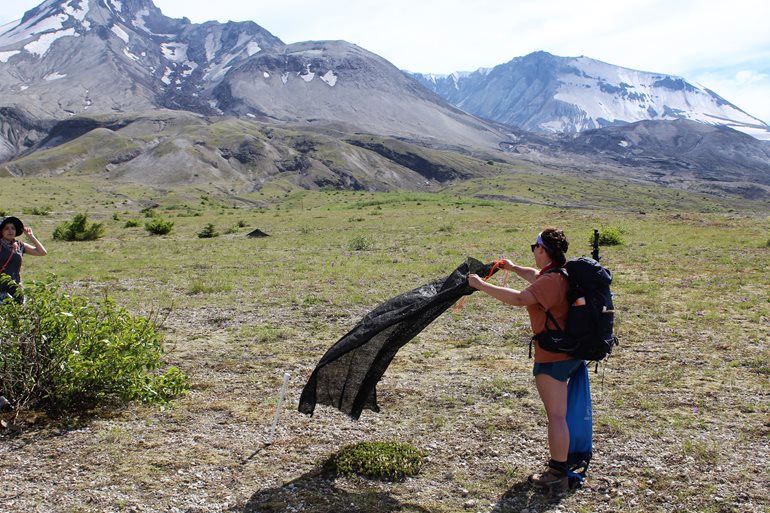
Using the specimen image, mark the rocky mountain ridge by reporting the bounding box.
[0,0,768,200]
[410,51,770,141]
[0,0,505,154]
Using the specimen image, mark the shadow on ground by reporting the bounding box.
[242,467,433,513]
[493,481,575,513]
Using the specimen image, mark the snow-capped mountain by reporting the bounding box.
[1,1,768,198]
[0,0,281,116]
[0,0,506,157]
[410,51,770,141]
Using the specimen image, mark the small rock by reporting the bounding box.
[463,499,476,509]
[0,396,13,412]
[460,488,469,497]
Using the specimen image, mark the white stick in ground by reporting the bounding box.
[267,372,290,445]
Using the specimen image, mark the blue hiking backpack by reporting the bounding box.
[534,257,618,362]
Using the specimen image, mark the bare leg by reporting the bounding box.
[535,373,569,461]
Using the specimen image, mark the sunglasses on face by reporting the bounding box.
[530,243,539,252]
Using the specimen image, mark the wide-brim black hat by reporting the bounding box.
[0,216,24,237]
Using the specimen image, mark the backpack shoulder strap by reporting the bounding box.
[0,244,15,274]
[538,267,567,331]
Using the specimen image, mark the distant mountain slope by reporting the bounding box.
[410,51,770,141]
[0,2,768,201]
[0,0,507,153]
[558,119,770,192]
[0,110,503,191]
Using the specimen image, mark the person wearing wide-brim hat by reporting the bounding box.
[0,216,47,303]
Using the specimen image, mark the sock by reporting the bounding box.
[548,459,568,476]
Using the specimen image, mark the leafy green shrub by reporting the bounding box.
[198,223,219,238]
[52,213,105,241]
[141,206,158,218]
[23,206,51,216]
[326,441,426,481]
[123,219,140,228]
[0,278,188,413]
[145,218,174,235]
[596,226,625,246]
[348,235,374,251]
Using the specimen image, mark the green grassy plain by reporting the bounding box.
[0,174,768,513]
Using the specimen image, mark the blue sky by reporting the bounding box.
[3,0,769,123]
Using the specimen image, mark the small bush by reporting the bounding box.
[198,223,219,238]
[348,235,374,251]
[188,279,231,295]
[23,206,51,216]
[141,207,157,218]
[145,218,174,235]
[52,213,105,241]
[596,226,624,246]
[123,219,140,228]
[0,277,188,414]
[326,441,426,481]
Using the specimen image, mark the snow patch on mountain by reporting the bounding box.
[0,51,20,62]
[320,70,337,86]
[44,71,66,80]
[111,24,129,44]
[123,48,140,62]
[132,9,151,33]
[245,41,260,56]
[299,65,314,82]
[0,13,66,48]
[25,28,78,57]
[108,0,123,13]
[62,0,89,23]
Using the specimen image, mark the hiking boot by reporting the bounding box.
[527,467,568,493]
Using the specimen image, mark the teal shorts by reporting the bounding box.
[532,359,584,382]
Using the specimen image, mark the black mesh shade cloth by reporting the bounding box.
[298,257,500,419]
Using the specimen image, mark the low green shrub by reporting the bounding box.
[325,441,426,481]
[145,218,174,235]
[198,223,219,238]
[123,219,140,228]
[0,277,188,414]
[52,213,105,241]
[22,206,51,216]
[348,235,374,251]
[596,226,625,246]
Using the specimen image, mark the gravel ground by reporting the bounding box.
[2,298,768,513]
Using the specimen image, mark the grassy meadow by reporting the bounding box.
[0,173,768,513]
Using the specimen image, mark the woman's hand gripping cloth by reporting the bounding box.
[299,257,500,420]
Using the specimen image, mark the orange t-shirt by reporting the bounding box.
[524,271,572,363]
